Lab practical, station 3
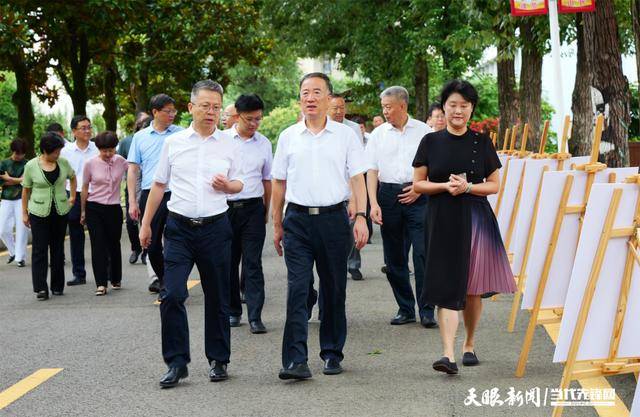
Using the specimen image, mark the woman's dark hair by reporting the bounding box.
[70,115,90,130]
[439,80,479,114]
[235,94,265,113]
[39,132,66,154]
[46,122,64,134]
[427,102,443,118]
[149,93,176,112]
[10,138,27,154]
[94,131,119,149]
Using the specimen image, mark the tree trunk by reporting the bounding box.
[134,64,149,116]
[570,13,593,157]
[103,62,118,131]
[414,56,428,122]
[497,39,518,149]
[11,54,35,158]
[518,19,543,152]
[584,0,631,167]
[631,0,640,131]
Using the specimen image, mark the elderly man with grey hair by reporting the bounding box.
[140,79,245,388]
[365,86,437,328]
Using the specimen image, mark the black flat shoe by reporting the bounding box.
[148,278,160,293]
[159,366,188,388]
[7,255,15,264]
[349,268,364,281]
[279,362,312,380]
[129,250,141,264]
[67,276,86,286]
[17,260,25,267]
[390,314,416,325]
[51,290,64,296]
[141,251,148,265]
[433,357,458,375]
[322,358,343,375]
[249,320,267,334]
[229,316,241,327]
[209,361,228,382]
[420,316,438,328]
[462,351,480,366]
[36,290,49,300]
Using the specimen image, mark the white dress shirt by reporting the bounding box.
[61,140,99,191]
[366,117,432,184]
[272,118,368,207]
[225,126,273,201]
[154,125,244,218]
[343,118,364,144]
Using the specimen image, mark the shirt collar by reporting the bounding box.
[295,116,335,136]
[386,116,416,132]
[71,140,95,153]
[229,125,259,142]
[186,124,224,142]
[150,122,177,135]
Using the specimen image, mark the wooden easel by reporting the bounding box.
[504,123,530,252]
[507,117,571,332]
[552,178,640,417]
[495,124,519,215]
[515,115,608,377]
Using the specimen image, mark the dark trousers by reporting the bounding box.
[228,199,266,322]
[140,190,170,284]
[67,195,86,278]
[86,202,123,287]
[347,220,361,270]
[378,183,434,320]
[30,211,67,293]
[281,207,350,367]
[160,214,232,367]
[124,186,141,253]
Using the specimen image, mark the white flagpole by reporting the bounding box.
[548,0,566,151]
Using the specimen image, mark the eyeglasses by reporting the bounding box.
[240,115,263,125]
[160,109,177,116]
[193,103,222,113]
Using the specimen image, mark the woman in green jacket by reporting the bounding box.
[21,133,76,300]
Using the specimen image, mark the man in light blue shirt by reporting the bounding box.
[127,94,183,295]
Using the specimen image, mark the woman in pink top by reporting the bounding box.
[80,131,128,295]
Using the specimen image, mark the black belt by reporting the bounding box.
[227,197,262,209]
[379,182,413,188]
[288,202,346,215]
[168,211,225,227]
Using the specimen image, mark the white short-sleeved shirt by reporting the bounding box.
[366,117,432,184]
[225,126,273,201]
[271,118,368,207]
[343,118,364,144]
[154,125,244,218]
[61,140,99,192]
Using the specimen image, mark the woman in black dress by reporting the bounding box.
[412,80,516,375]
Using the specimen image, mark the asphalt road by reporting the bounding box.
[0,225,635,417]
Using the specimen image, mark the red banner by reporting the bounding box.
[510,0,549,16]
[558,0,596,13]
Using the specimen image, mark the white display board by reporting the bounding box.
[521,167,638,310]
[554,183,640,362]
[488,154,510,210]
[510,156,590,275]
[496,158,526,238]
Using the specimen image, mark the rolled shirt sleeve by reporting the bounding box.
[346,129,368,178]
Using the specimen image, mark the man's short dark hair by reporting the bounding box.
[70,115,90,130]
[235,94,265,113]
[439,80,479,111]
[39,132,66,154]
[427,102,443,118]
[149,94,176,112]
[46,123,64,134]
[94,131,119,149]
[299,72,333,95]
[10,138,27,154]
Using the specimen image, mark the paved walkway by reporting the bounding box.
[0,225,635,417]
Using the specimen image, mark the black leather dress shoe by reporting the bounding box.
[279,362,312,380]
[36,290,49,300]
[433,357,458,375]
[390,314,416,325]
[129,250,141,264]
[349,268,364,281]
[17,260,25,267]
[67,276,86,286]
[159,366,188,388]
[229,316,241,327]
[249,320,267,334]
[51,290,64,296]
[148,278,160,293]
[420,316,438,328]
[462,351,480,366]
[322,358,343,375]
[209,361,228,382]
[7,255,15,264]
[141,251,148,265]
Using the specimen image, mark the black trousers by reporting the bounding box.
[67,195,86,278]
[86,202,123,287]
[139,190,170,284]
[228,199,266,322]
[30,211,67,294]
[281,206,350,367]
[124,186,141,253]
[161,214,232,367]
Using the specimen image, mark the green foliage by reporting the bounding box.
[260,101,300,147]
[0,73,18,143]
[630,83,640,138]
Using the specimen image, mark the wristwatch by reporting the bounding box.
[355,212,367,219]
